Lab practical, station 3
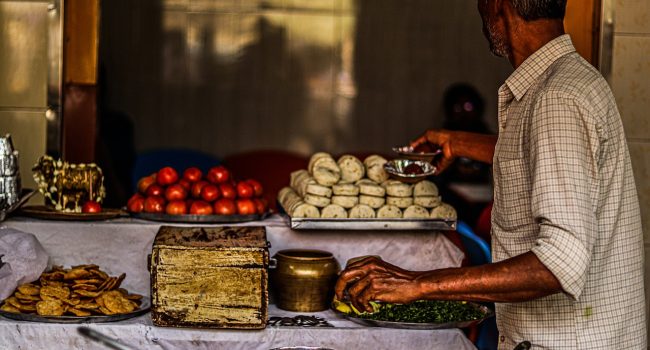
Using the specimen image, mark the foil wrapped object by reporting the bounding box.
[0,135,21,210]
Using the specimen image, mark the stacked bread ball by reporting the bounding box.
[278,153,457,220]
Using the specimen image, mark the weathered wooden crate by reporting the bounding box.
[150,226,269,329]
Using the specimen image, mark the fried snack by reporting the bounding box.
[0,264,142,317]
[36,300,65,316]
[40,285,70,300]
[102,291,137,314]
[17,284,41,296]
[68,308,91,317]
[64,268,91,280]
[15,292,41,302]
[0,303,20,313]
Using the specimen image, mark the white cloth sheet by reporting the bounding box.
[0,215,472,350]
[0,226,49,300]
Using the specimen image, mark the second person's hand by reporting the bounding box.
[409,129,456,174]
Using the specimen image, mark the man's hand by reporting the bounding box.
[410,129,498,173]
[334,256,423,312]
[410,129,456,174]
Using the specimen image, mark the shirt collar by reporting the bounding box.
[504,34,576,101]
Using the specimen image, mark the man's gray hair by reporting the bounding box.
[510,0,567,21]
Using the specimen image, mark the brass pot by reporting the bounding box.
[270,249,340,312]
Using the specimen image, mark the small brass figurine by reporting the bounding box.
[32,155,105,212]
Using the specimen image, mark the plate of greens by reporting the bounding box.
[332,299,493,330]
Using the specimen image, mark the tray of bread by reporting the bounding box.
[278,153,457,231]
[0,264,148,323]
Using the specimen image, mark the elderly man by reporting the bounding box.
[335,0,646,348]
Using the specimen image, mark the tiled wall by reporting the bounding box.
[610,0,650,345]
[99,0,513,159]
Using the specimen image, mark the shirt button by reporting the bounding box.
[500,336,505,343]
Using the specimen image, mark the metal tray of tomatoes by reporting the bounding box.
[131,211,271,224]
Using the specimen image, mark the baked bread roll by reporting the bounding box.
[332,183,359,196]
[358,183,386,197]
[364,155,389,183]
[305,183,333,198]
[414,195,442,208]
[403,205,430,218]
[386,196,413,208]
[349,204,376,218]
[291,203,320,218]
[290,170,310,190]
[331,195,359,209]
[430,203,457,220]
[337,155,365,183]
[304,194,331,208]
[385,182,413,197]
[363,155,387,168]
[321,204,348,218]
[308,152,333,174]
[313,167,341,186]
[413,180,439,197]
[377,205,403,218]
[359,195,385,209]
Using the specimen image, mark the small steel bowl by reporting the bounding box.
[393,145,442,163]
[384,159,436,183]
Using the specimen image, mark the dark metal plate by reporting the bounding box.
[333,303,494,330]
[18,205,126,221]
[132,211,271,224]
[0,298,150,324]
[0,189,36,221]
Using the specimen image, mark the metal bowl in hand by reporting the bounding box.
[384,159,436,183]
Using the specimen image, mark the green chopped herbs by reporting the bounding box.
[358,300,485,323]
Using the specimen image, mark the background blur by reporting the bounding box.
[99,0,512,157]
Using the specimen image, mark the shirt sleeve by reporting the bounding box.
[527,91,600,300]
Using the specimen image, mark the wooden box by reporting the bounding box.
[150,226,269,329]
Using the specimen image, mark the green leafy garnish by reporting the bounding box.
[357,300,485,323]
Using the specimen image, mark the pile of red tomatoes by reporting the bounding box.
[127,166,267,216]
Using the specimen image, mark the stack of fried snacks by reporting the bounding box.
[0,264,143,317]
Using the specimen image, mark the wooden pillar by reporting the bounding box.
[565,0,602,67]
[63,0,99,163]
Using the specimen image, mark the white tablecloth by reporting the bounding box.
[0,215,473,350]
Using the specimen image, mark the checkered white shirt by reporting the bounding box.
[491,34,646,349]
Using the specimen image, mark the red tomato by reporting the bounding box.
[253,198,267,214]
[236,199,256,215]
[157,167,179,186]
[144,196,165,213]
[82,200,102,213]
[201,184,221,202]
[190,200,213,215]
[236,181,254,198]
[207,166,230,184]
[213,198,236,215]
[219,183,236,199]
[127,196,145,213]
[183,167,203,182]
[246,179,264,197]
[127,193,143,206]
[165,184,188,201]
[178,179,191,191]
[146,184,164,197]
[137,174,157,194]
[165,200,188,215]
[191,181,209,199]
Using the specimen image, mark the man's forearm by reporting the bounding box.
[451,132,497,165]
[415,252,563,303]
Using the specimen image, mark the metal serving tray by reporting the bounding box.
[333,303,493,330]
[133,211,271,224]
[0,298,150,324]
[285,216,456,231]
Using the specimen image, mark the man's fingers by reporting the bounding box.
[409,134,428,149]
[335,268,371,300]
